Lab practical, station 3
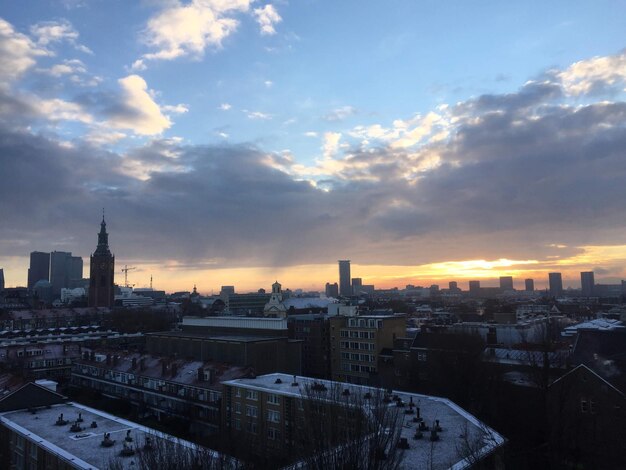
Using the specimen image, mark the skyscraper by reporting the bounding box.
[549,272,563,297]
[88,215,115,308]
[338,260,351,296]
[27,251,50,290]
[351,277,362,295]
[525,278,534,291]
[449,281,458,291]
[581,271,595,297]
[49,251,72,296]
[499,276,514,291]
[469,280,480,294]
[0,268,4,291]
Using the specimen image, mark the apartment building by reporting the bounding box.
[330,314,406,384]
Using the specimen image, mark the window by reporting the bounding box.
[590,401,596,414]
[359,331,369,339]
[268,427,280,440]
[246,390,258,400]
[580,399,588,413]
[340,331,348,337]
[234,403,241,414]
[369,332,376,339]
[246,405,258,418]
[233,418,241,430]
[246,421,257,434]
[235,388,241,398]
[350,331,359,338]
[341,352,350,360]
[267,394,280,405]
[267,410,280,423]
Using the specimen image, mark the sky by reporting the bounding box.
[1,0,626,293]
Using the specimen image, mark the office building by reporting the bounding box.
[27,251,50,290]
[469,280,481,294]
[338,260,351,296]
[325,282,339,297]
[525,278,534,291]
[581,271,595,297]
[88,215,115,308]
[330,314,406,385]
[351,277,362,295]
[449,281,459,291]
[49,252,83,297]
[549,272,563,297]
[499,276,514,291]
[0,268,4,292]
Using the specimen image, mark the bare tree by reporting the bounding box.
[288,382,405,470]
[107,432,242,470]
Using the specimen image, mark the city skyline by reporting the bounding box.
[1,2,626,292]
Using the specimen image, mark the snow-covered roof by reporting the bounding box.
[562,318,624,337]
[283,297,338,310]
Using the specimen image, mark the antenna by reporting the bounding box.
[121,265,136,288]
[150,275,153,290]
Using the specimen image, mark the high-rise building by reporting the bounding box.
[88,215,115,308]
[27,251,50,290]
[325,282,339,297]
[549,273,563,297]
[525,278,534,291]
[581,271,595,297]
[449,281,458,291]
[469,280,480,294]
[351,277,362,295]
[69,256,83,281]
[0,268,4,291]
[338,260,351,296]
[49,251,72,297]
[499,276,514,291]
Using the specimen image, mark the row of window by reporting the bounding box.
[238,404,282,423]
[347,318,384,329]
[340,352,375,362]
[339,341,376,351]
[232,419,282,440]
[341,363,375,373]
[340,330,376,339]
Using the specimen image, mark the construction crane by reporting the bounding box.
[121,265,136,288]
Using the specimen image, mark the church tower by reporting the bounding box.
[88,213,115,307]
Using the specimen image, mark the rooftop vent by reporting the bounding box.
[291,375,299,386]
[274,378,283,384]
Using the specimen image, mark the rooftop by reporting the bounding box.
[75,349,253,389]
[147,330,290,342]
[223,373,505,470]
[0,401,227,469]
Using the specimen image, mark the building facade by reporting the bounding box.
[330,314,406,384]
[549,272,563,297]
[580,271,595,297]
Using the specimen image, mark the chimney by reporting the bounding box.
[171,363,178,377]
[140,358,146,371]
[113,355,119,367]
[131,358,137,369]
[106,354,111,365]
[90,351,95,361]
[197,367,204,382]
[161,360,167,376]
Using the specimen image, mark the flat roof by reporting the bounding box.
[224,373,505,470]
[147,331,288,342]
[0,402,228,469]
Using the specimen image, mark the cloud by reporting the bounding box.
[243,109,271,120]
[30,19,92,53]
[0,18,50,83]
[136,0,252,66]
[324,105,357,121]
[556,50,626,96]
[2,48,626,280]
[264,80,273,88]
[163,103,189,114]
[219,103,232,110]
[104,74,172,135]
[304,131,318,137]
[254,4,282,36]
[38,58,87,77]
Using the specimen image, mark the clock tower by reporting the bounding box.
[88,213,115,308]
